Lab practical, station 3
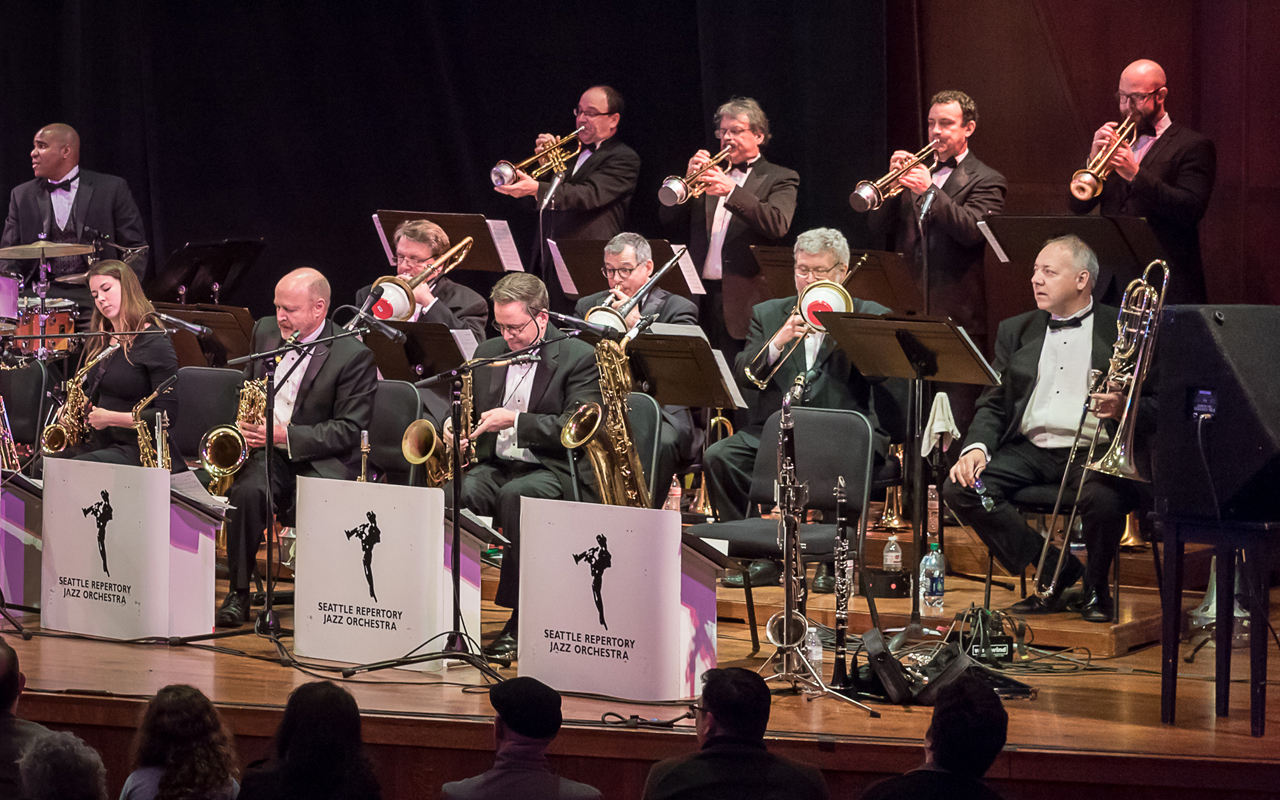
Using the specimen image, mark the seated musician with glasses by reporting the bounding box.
[704,228,890,589]
[943,235,1151,623]
[355,219,488,342]
[452,273,601,659]
[574,232,699,507]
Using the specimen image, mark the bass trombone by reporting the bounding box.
[849,140,941,212]
[658,146,732,207]
[1070,116,1137,201]
[743,280,853,389]
[490,127,586,186]
[370,236,473,322]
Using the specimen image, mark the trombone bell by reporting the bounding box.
[743,279,853,389]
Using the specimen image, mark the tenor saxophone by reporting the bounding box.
[41,343,122,454]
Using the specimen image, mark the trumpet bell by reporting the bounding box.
[490,161,518,187]
[849,180,884,213]
[800,279,853,330]
[658,177,690,207]
[1070,169,1102,201]
[401,419,438,465]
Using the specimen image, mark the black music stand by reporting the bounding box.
[549,238,696,300]
[374,211,522,274]
[361,321,468,383]
[153,302,256,368]
[750,247,924,315]
[146,239,265,305]
[621,324,745,410]
[817,311,998,649]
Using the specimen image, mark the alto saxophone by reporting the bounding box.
[134,378,175,470]
[41,343,122,454]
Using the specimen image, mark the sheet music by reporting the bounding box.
[671,244,706,295]
[372,213,396,266]
[450,329,479,360]
[712,349,747,409]
[485,220,525,271]
[546,239,578,295]
[977,220,1010,263]
[170,471,231,518]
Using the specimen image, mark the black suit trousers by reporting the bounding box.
[703,430,762,522]
[448,460,563,610]
[942,437,1140,594]
[225,448,297,593]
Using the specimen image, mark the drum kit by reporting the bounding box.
[0,240,95,362]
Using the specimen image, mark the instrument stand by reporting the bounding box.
[0,587,33,641]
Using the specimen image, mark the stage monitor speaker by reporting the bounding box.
[1154,305,1280,521]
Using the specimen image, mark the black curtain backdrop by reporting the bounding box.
[1,1,885,319]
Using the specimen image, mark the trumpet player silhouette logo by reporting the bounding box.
[344,511,381,602]
[573,534,612,630]
[82,490,114,576]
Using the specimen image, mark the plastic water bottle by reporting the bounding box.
[973,476,996,511]
[882,534,903,573]
[662,476,682,511]
[804,626,823,669]
[920,541,945,613]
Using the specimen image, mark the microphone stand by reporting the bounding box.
[342,332,577,677]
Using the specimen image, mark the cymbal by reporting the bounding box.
[52,272,90,286]
[0,241,95,259]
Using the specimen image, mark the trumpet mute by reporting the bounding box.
[490,162,518,187]
[1069,170,1102,201]
[372,282,415,322]
[658,177,690,207]
[848,181,882,213]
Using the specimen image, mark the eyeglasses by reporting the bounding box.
[395,254,433,269]
[1115,87,1162,105]
[687,703,706,717]
[794,263,843,279]
[601,265,637,279]
[573,107,612,118]
[714,126,752,140]
[494,315,537,337]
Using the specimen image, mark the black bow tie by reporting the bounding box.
[44,178,74,193]
[934,157,958,171]
[731,161,751,173]
[1047,307,1094,330]
[582,142,597,153]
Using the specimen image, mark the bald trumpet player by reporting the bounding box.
[574,232,700,507]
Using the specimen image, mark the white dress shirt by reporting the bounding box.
[48,167,81,230]
[766,330,823,372]
[496,360,540,463]
[1132,112,1171,164]
[273,323,324,429]
[701,156,757,280]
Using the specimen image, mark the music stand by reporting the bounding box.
[750,247,925,314]
[621,324,746,411]
[374,211,523,274]
[146,239,265,304]
[549,238,696,300]
[361,321,467,383]
[817,311,998,648]
[154,302,256,368]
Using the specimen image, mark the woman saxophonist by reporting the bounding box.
[46,260,183,470]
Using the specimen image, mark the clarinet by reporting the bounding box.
[775,393,808,661]
[831,476,852,688]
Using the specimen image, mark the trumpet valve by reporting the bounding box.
[658,177,691,207]
[849,180,883,213]
[490,161,518,187]
[1069,169,1102,201]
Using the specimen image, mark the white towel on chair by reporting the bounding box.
[922,391,962,457]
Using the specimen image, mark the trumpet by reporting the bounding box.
[658,146,732,206]
[490,127,586,186]
[1070,117,1138,201]
[582,247,687,333]
[743,280,853,389]
[849,140,941,212]
[370,236,473,322]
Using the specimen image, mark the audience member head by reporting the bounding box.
[274,681,375,795]
[31,123,80,180]
[133,684,237,800]
[1,638,23,715]
[925,672,1009,779]
[696,668,771,745]
[489,677,563,745]
[18,731,107,800]
[274,267,330,340]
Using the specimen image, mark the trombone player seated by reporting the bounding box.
[574,232,699,506]
[704,228,890,589]
[943,236,1152,623]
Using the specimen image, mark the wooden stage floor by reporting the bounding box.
[5,570,1279,800]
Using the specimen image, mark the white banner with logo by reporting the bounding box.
[518,498,717,700]
[294,478,479,672]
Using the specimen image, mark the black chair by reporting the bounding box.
[688,407,877,651]
[0,361,51,456]
[170,366,242,479]
[368,380,422,485]
[567,392,666,505]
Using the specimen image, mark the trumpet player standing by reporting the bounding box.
[1068,59,1215,305]
[660,98,798,364]
[943,237,1151,624]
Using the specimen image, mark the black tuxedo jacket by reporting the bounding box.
[1068,122,1215,305]
[355,276,489,342]
[736,295,891,458]
[661,155,799,338]
[247,318,377,480]
[535,136,640,243]
[470,323,602,497]
[867,152,1006,340]
[1,169,148,279]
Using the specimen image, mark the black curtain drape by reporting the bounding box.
[1,0,885,319]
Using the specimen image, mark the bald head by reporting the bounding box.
[1117,59,1168,122]
[274,268,330,339]
[1122,59,1167,91]
[279,267,331,304]
[31,123,80,180]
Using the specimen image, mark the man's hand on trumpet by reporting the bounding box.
[891,148,933,195]
[494,168,539,198]
[1106,139,1140,182]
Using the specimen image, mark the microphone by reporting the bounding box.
[546,311,623,341]
[154,374,179,395]
[345,286,385,332]
[355,310,407,344]
[539,170,567,212]
[155,312,212,338]
[489,354,542,368]
[918,185,938,224]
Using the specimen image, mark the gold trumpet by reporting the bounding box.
[743,280,853,389]
[1070,117,1137,201]
[658,146,732,206]
[490,127,586,186]
[370,236,473,322]
[849,140,941,212]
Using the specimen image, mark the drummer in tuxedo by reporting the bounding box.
[574,232,700,506]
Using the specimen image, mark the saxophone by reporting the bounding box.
[0,397,22,472]
[401,369,476,486]
[199,378,267,494]
[561,335,651,508]
[134,376,176,470]
[41,343,122,454]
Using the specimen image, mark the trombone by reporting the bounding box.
[582,247,687,333]
[370,236,473,322]
[1070,116,1138,201]
[849,140,941,212]
[743,280,853,389]
[1029,260,1169,600]
[658,146,732,206]
[490,127,586,186]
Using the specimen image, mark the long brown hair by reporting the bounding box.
[83,260,158,364]
[132,684,238,800]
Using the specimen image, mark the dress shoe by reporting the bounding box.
[1009,556,1083,615]
[811,562,835,594]
[1061,587,1086,613]
[483,630,518,659]
[215,592,250,628]
[722,559,781,588]
[1080,589,1115,624]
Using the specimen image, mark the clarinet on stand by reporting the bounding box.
[831,476,852,689]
